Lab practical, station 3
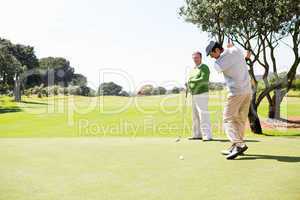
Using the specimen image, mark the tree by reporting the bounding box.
[39,57,75,87]
[255,3,300,119]
[71,73,87,86]
[225,0,300,120]
[119,91,130,97]
[180,0,259,133]
[0,38,39,101]
[180,0,300,133]
[0,45,22,100]
[79,85,92,96]
[152,86,167,95]
[11,44,39,101]
[98,82,123,96]
[209,82,224,91]
[179,0,226,43]
[0,39,20,91]
[171,87,180,94]
[137,84,154,96]
[0,38,91,99]
[228,0,300,120]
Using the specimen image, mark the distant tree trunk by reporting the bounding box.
[268,88,282,119]
[14,73,21,102]
[268,60,300,120]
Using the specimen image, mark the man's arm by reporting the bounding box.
[189,65,210,83]
[214,62,223,73]
[227,41,252,61]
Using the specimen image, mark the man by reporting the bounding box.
[187,52,213,141]
[206,41,252,160]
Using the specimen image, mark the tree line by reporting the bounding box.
[0,38,93,100]
[98,82,225,97]
[0,37,226,99]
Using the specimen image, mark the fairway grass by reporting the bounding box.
[0,137,299,200]
[1,94,299,137]
[1,94,300,199]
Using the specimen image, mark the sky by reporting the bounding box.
[0,0,297,91]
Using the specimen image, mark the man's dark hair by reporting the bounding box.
[211,42,224,52]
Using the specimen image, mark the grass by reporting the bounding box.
[0,137,299,200]
[0,92,299,137]
[287,90,300,97]
[1,94,300,199]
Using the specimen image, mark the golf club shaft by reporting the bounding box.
[182,85,188,137]
[228,36,234,45]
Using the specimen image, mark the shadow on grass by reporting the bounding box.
[237,154,300,163]
[263,133,300,137]
[20,101,48,105]
[0,106,22,114]
[281,119,300,124]
[212,139,260,143]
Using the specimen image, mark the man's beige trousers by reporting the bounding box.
[192,93,212,139]
[223,93,251,145]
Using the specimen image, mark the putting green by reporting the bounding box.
[0,137,299,200]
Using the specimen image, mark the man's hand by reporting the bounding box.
[245,50,251,60]
[227,38,234,48]
[227,43,234,48]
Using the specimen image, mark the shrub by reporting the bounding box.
[23,85,95,97]
[171,87,180,94]
[41,88,49,97]
[119,91,130,97]
[24,89,31,97]
[138,85,154,96]
[152,87,167,95]
[0,83,10,95]
[292,79,300,91]
[38,93,42,98]
[53,85,60,95]
[98,82,123,96]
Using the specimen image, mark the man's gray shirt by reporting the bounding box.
[214,46,252,96]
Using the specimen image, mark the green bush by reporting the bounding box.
[0,83,10,95]
[209,82,224,91]
[152,87,167,95]
[37,92,42,98]
[137,85,154,96]
[98,82,123,96]
[23,85,95,97]
[119,91,130,97]
[24,89,31,97]
[171,87,180,94]
[68,86,81,95]
[53,85,60,95]
[41,88,49,97]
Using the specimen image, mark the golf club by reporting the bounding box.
[183,83,189,132]
[227,35,234,45]
[175,83,189,143]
